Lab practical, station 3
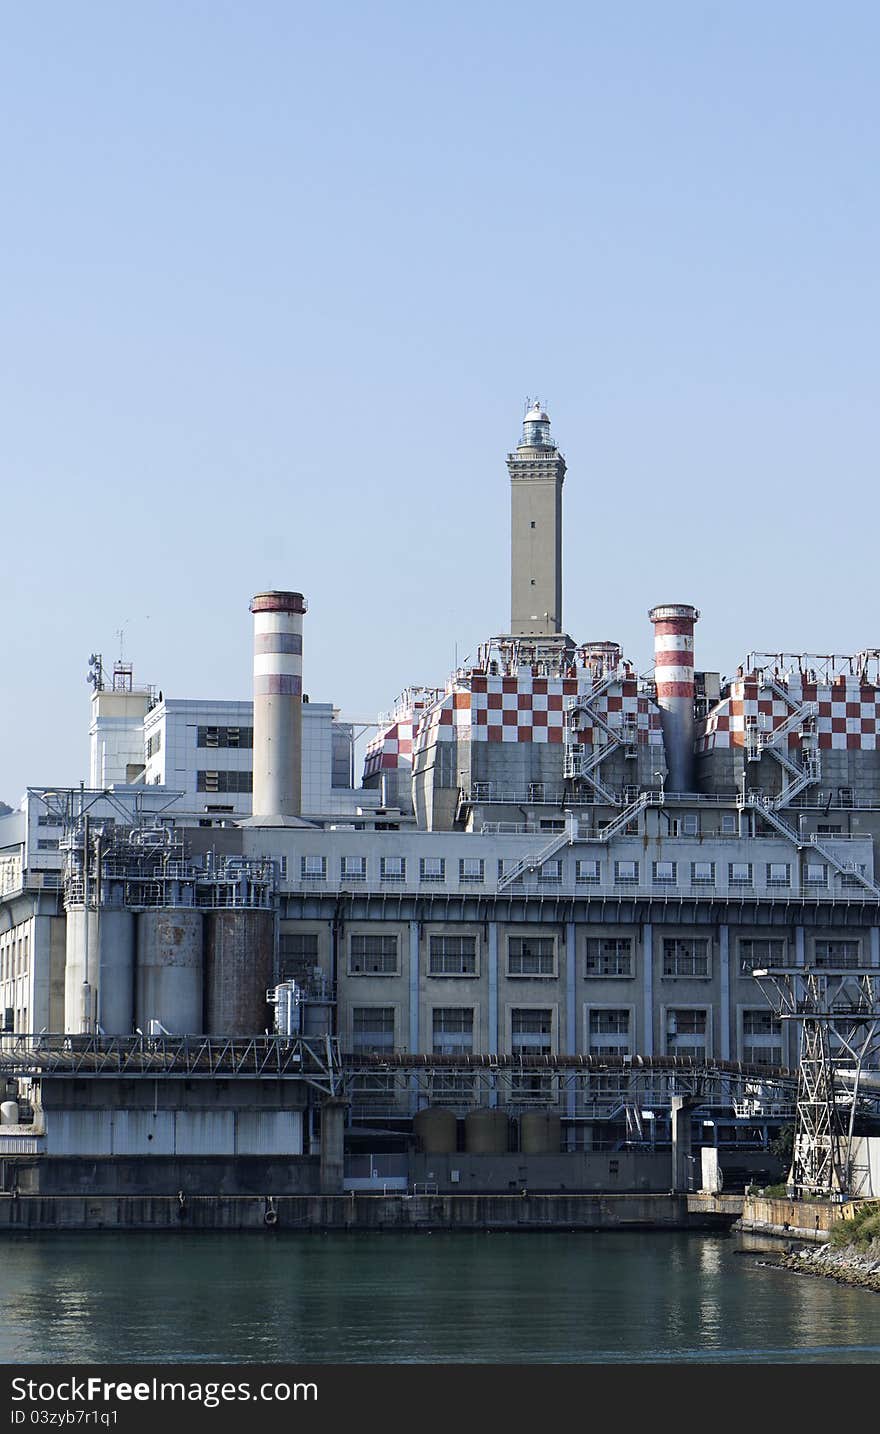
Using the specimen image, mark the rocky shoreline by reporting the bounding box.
[774,1241,880,1294]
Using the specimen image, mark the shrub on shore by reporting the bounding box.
[829,1202,880,1251]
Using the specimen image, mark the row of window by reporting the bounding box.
[281,931,870,980]
[294,855,855,890]
[196,727,254,749]
[348,1004,784,1064]
[196,770,253,794]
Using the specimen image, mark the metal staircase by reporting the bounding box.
[497,824,576,892]
[562,675,633,803]
[739,794,880,898]
[745,678,821,810]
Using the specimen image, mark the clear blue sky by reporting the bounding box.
[2,2,878,802]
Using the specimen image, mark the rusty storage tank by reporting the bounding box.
[414,1107,457,1154]
[464,1107,509,1154]
[136,909,204,1034]
[97,906,136,1035]
[520,1110,562,1155]
[205,909,274,1035]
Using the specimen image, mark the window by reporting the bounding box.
[197,770,253,794]
[510,1008,553,1055]
[817,824,842,835]
[508,936,555,977]
[839,787,854,808]
[279,931,319,982]
[380,855,405,883]
[419,857,446,884]
[662,938,710,978]
[681,814,699,837]
[145,732,162,758]
[432,1007,474,1055]
[721,813,737,835]
[728,862,752,887]
[351,1007,394,1054]
[614,860,639,885]
[36,814,60,827]
[341,855,367,883]
[804,863,827,887]
[539,818,565,832]
[36,839,59,851]
[576,859,601,885]
[691,861,715,886]
[301,855,327,882]
[742,1009,783,1068]
[588,1008,631,1056]
[197,727,253,749]
[350,934,398,975]
[429,935,477,976]
[459,857,484,885]
[652,860,677,885]
[739,938,786,973]
[666,1008,708,1060]
[813,940,863,970]
[766,862,791,888]
[537,858,563,884]
[585,937,633,978]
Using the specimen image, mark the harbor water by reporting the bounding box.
[0,1230,878,1365]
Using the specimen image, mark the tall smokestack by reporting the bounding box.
[251,590,307,819]
[648,603,700,794]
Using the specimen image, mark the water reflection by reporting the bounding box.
[0,1232,877,1364]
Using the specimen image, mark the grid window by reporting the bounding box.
[419,857,446,884]
[350,934,398,975]
[662,938,710,978]
[743,1044,783,1067]
[743,1010,782,1038]
[585,938,633,978]
[804,863,827,886]
[814,940,863,970]
[459,857,485,884]
[681,814,699,836]
[507,936,555,977]
[587,1007,631,1058]
[432,1007,474,1055]
[301,855,327,882]
[279,932,319,982]
[766,862,791,888]
[739,938,787,973]
[341,856,367,883]
[351,1007,394,1054]
[197,726,253,749]
[196,770,253,794]
[538,858,563,884]
[721,813,737,835]
[380,856,405,883]
[614,860,639,885]
[652,861,677,885]
[666,1008,708,1060]
[576,859,601,885]
[36,839,59,851]
[429,935,477,976]
[728,862,752,887]
[510,1008,553,1055]
[691,861,715,886]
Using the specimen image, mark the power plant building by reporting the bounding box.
[2,402,880,1187]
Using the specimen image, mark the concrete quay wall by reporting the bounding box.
[0,1191,733,1233]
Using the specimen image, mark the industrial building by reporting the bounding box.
[2,401,879,1203]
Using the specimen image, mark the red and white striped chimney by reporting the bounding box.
[648,604,700,793]
[251,590,307,819]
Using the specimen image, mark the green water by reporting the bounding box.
[0,1231,878,1364]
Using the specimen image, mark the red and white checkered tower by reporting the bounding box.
[250,590,307,819]
[648,604,700,793]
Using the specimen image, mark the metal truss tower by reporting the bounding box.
[752,966,880,1198]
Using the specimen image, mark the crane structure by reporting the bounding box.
[752,965,880,1198]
